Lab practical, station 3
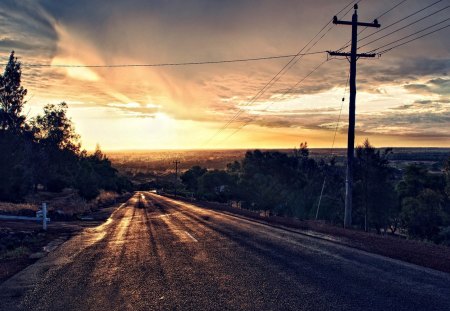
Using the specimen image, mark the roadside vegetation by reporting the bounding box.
[0,52,132,208]
[0,52,134,280]
[174,141,450,245]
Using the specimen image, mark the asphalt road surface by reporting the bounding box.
[1,192,450,311]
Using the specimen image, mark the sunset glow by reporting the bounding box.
[1,0,449,150]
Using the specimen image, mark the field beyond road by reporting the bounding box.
[1,192,450,311]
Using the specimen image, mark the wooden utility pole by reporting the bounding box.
[328,4,380,228]
[173,160,180,197]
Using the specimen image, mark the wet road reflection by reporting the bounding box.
[5,192,450,311]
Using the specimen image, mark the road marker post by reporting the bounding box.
[42,203,48,231]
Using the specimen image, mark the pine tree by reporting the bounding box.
[0,51,27,132]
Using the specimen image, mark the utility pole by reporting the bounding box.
[173,160,180,197]
[328,4,380,228]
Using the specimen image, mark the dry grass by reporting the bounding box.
[95,191,120,207]
[0,202,38,213]
[1,189,128,217]
[24,189,90,215]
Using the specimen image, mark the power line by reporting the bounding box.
[336,0,409,52]
[358,0,444,43]
[358,5,449,50]
[208,2,447,147]
[315,72,350,220]
[203,17,344,146]
[211,28,332,142]
[201,0,362,147]
[375,22,450,55]
[218,59,329,144]
[331,74,350,153]
[377,0,409,20]
[0,52,326,68]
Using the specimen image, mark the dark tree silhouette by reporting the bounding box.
[0,52,132,202]
[0,51,27,132]
[353,139,397,233]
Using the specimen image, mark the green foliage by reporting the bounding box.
[353,139,397,233]
[400,190,443,240]
[47,177,67,193]
[31,102,80,152]
[240,150,299,213]
[398,163,448,241]
[0,52,33,201]
[0,51,27,132]
[445,156,450,200]
[198,170,237,203]
[74,146,133,200]
[437,226,450,246]
[0,52,132,203]
[0,131,33,202]
[181,166,207,193]
[180,145,345,220]
[29,102,81,191]
[76,160,101,200]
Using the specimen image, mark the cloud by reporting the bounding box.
[1,0,450,148]
[403,78,450,96]
[106,102,160,118]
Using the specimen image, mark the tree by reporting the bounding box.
[240,149,307,216]
[32,102,80,152]
[0,131,33,201]
[198,170,236,202]
[181,166,207,195]
[0,51,27,132]
[315,158,345,224]
[0,52,32,201]
[30,102,80,190]
[398,163,447,241]
[445,156,450,200]
[400,189,443,240]
[353,139,397,233]
[0,52,132,203]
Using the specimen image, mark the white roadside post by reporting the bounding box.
[42,203,48,231]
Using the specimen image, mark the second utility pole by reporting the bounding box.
[328,4,380,228]
[173,160,180,197]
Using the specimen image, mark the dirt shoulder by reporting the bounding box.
[0,204,121,284]
[165,194,450,274]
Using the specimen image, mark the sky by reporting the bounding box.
[0,0,449,150]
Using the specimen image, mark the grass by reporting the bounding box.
[95,191,120,207]
[0,246,31,260]
[0,202,38,213]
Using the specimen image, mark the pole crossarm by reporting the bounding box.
[328,51,376,58]
[333,18,381,28]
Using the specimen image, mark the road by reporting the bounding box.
[1,192,450,310]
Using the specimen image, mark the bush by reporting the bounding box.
[47,178,67,193]
[437,227,450,246]
[95,191,119,207]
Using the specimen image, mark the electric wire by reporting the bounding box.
[218,59,329,144]
[358,0,443,43]
[316,73,350,220]
[374,22,450,54]
[201,0,362,147]
[336,0,409,52]
[1,52,326,68]
[357,5,450,50]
